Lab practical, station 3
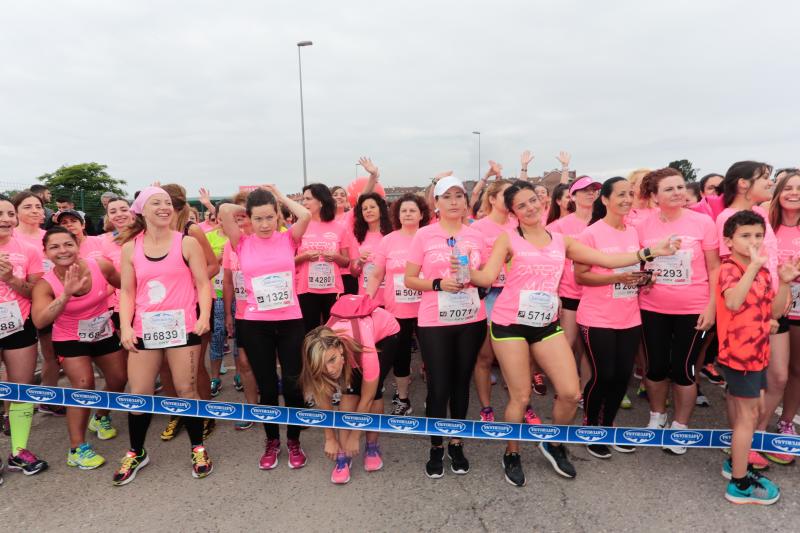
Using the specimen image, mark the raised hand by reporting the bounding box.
[778,259,800,283]
[432,170,453,184]
[0,254,13,282]
[62,264,86,296]
[521,150,534,168]
[358,157,379,176]
[199,187,212,204]
[488,160,503,178]
[557,151,571,167]
[749,245,768,269]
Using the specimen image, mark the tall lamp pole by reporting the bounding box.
[297,40,313,186]
[472,131,481,180]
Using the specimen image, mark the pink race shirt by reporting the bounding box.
[295,220,348,295]
[372,230,420,319]
[236,231,301,321]
[471,216,518,287]
[222,241,247,320]
[776,224,800,319]
[406,222,486,328]
[490,230,565,328]
[80,235,106,261]
[14,227,52,273]
[576,220,642,329]
[44,259,113,342]
[546,213,589,299]
[625,207,658,228]
[636,209,718,314]
[0,236,43,322]
[101,232,123,311]
[352,230,386,305]
[326,307,400,382]
[716,206,778,286]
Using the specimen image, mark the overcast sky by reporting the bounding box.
[1,1,798,197]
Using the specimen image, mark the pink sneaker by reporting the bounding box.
[331,453,351,484]
[259,438,280,470]
[748,450,770,470]
[479,406,495,422]
[287,439,307,469]
[364,442,383,472]
[524,406,542,425]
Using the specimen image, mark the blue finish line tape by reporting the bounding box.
[3,382,800,455]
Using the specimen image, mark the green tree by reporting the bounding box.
[667,159,699,182]
[37,163,127,218]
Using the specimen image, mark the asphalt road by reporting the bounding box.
[1,352,798,533]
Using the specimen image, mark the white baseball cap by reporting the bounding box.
[434,176,466,197]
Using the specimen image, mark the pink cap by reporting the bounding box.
[569,176,601,195]
[130,186,169,215]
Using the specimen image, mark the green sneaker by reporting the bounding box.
[67,443,106,470]
[620,394,632,409]
[88,415,117,440]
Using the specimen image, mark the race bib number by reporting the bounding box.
[516,290,558,327]
[77,311,113,342]
[362,263,385,289]
[308,261,335,290]
[790,283,800,318]
[437,288,480,324]
[0,300,24,339]
[651,250,692,286]
[393,274,421,303]
[251,271,293,311]
[233,271,248,301]
[496,269,507,286]
[612,265,639,299]
[141,309,187,349]
[212,271,224,293]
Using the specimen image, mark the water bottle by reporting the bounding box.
[452,238,470,284]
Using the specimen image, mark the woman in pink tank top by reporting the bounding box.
[111,187,213,486]
[469,181,679,485]
[31,227,125,469]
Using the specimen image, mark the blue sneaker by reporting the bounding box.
[210,378,222,397]
[725,475,780,505]
[234,374,243,392]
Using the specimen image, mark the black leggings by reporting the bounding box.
[417,321,487,446]
[298,293,338,333]
[580,325,640,427]
[641,310,703,386]
[128,412,204,453]
[237,318,306,440]
[345,334,399,400]
[393,318,418,380]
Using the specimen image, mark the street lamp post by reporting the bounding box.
[297,40,313,186]
[472,131,481,181]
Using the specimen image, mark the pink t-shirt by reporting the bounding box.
[776,224,800,319]
[546,213,589,299]
[352,230,386,305]
[372,230,420,319]
[44,259,113,342]
[626,207,658,228]
[576,220,642,329]
[236,231,301,321]
[100,232,123,311]
[222,241,247,320]
[471,216,518,287]
[326,307,400,381]
[295,220,348,295]
[490,230,565,327]
[637,209,718,315]
[716,206,778,286]
[198,221,215,233]
[0,236,43,322]
[14,227,51,273]
[406,222,486,328]
[80,235,106,261]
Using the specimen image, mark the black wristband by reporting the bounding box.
[432,278,443,292]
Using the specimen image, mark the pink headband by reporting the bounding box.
[130,186,169,215]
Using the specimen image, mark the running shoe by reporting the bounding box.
[203,418,216,440]
[364,442,383,472]
[154,376,163,394]
[721,458,771,480]
[700,364,725,385]
[331,453,351,484]
[748,451,770,470]
[37,404,66,417]
[587,444,612,459]
[259,438,280,470]
[235,421,254,431]
[160,415,183,441]
[234,374,244,392]
[88,414,117,440]
[220,363,228,375]
[223,341,232,355]
[390,397,413,416]
[479,406,495,422]
[532,373,547,396]
[763,450,795,465]
[539,442,576,479]
[425,446,444,479]
[67,443,105,470]
[332,391,341,406]
[612,444,636,453]
[502,452,526,487]
[447,442,469,474]
[620,394,632,409]
[287,439,307,469]
[524,406,542,425]
[191,445,213,479]
[637,382,648,399]
[210,378,222,397]
[646,411,667,429]
[663,422,688,455]
[490,372,497,386]
[725,475,780,505]
[112,449,149,486]
[7,449,48,475]
[696,388,710,407]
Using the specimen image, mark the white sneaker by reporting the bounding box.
[663,421,688,455]
[646,411,667,429]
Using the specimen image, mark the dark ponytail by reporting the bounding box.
[589,177,626,225]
